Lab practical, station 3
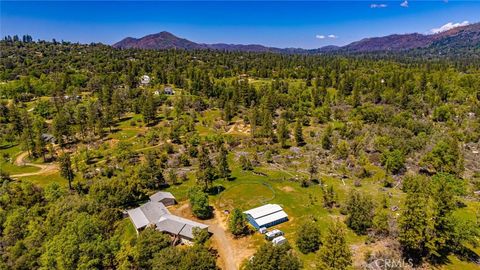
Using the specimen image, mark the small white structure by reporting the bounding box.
[244,204,288,229]
[272,236,287,246]
[259,227,267,234]
[140,75,151,85]
[265,229,284,240]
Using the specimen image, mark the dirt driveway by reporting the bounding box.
[171,203,255,270]
[10,151,58,178]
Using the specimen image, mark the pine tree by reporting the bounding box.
[260,107,274,141]
[277,119,289,148]
[345,190,375,235]
[317,220,352,270]
[228,208,247,236]
[217,145,230,179]
[196,145,216,191]
[321,125,333,150]
[59,153,74,190]
[399,176,434,261]
[323,185,337,209]
[296,220,321,254]
[142,92,156,125]
[308,155,318,181]
[294,119,305,146]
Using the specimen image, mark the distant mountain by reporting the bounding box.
[113,31,284,52]
[341,23,480,53]
[113,31,206,50]
[113,23,480,54]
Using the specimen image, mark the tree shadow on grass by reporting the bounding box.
[207,185,225,195]
[453,246,480,265]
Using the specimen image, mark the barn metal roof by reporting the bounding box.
[255,210,288,227]
[244,204,284,219]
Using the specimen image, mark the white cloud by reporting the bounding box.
[431,21,470,34]
[400,0,408,8]
[370,3,387,8]
[316,34,337,40]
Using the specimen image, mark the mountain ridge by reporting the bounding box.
[113,22,480,54]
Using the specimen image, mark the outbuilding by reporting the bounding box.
[244,204,288,230]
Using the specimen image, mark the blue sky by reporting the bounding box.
[1,1,479,49]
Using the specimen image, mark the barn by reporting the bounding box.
[244,204,288,230]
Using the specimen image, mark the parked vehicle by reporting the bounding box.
[272,236,287,246]
[265,229,284,240]
[259,227,267,234]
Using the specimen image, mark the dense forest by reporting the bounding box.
[0,37,479,270]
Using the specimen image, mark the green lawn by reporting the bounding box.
[0,144,40,174]
[19,172,66,187]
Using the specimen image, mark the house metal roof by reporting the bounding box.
[127,201,170,229]
[149,191,175,202]
[156,214,208,239]
[127,193,207,239]
[127,207,150,229]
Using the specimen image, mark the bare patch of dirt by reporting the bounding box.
[171,202,256,270]
[281,186,295,193]
[226,121,251,135]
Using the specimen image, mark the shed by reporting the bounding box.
[244,204,288,230]
[149,191,176,206]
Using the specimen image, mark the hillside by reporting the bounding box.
[113,23,480,55]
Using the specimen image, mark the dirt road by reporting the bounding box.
[171,203,253,270]
[10,151,58,178]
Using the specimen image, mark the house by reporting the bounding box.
[127,192,208,243]
[140,75,151,85]
[156,214,208,241]
[127,201,170,231]
[164,86,175,95]
[149,191,176,206]
[244,204,288,230]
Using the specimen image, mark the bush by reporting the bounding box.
[381,149,405,174]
